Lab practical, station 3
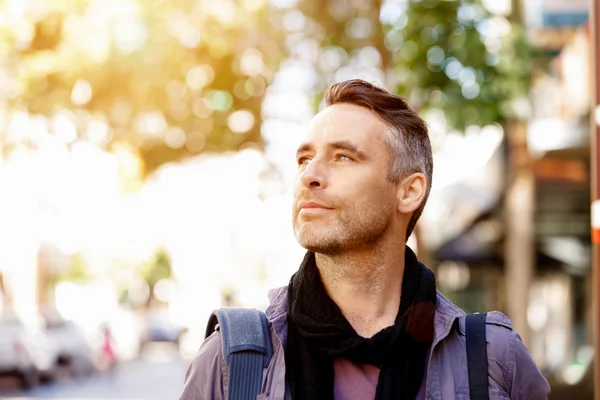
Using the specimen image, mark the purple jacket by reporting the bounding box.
[179,287,550,399]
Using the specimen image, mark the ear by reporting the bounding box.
[396,172,427,214]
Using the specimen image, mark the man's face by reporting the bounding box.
[292,103,400,254]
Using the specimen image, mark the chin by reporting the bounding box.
[295,233,345,254]
[302,243,346,255]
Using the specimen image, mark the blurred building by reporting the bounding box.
[429,0,593,388]
[529,22,592,386]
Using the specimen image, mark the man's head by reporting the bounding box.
[292,79,433,254]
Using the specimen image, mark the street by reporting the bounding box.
[0,345,190,400]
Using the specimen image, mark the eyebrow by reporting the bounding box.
[296,140,369,160]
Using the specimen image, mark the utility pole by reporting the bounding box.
[590,0,600,398]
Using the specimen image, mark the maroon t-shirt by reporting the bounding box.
[333,358,427,400]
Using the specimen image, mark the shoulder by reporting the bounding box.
[458,311,550,399]
[178,331,226,400]
[477,311,514,369]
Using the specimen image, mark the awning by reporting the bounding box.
[433,205,566,270]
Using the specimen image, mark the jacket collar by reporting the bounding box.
[432,291,465,345]
[266,286,290,347]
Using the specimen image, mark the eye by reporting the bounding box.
[297,157,311,166]
[336,154,354,162]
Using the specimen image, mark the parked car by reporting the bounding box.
[38,310,96,379]
[0,313,55,389]
[139,309,187,351]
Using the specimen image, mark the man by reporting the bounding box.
[179,79,550,399]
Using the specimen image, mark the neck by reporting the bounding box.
[315,238,406,338]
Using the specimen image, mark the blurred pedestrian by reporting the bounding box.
[99,323,117,375]
[180,79,550,399]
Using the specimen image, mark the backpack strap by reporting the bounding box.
[466,312,489,400]
[206,308,273,400]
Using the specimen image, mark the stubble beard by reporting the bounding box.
[293,207,392,255]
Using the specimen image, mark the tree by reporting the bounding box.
[140,248,172,290]
[394,0,530,129]
[291,0,530,129]
[1,0,289,176]
[2,1,529,176]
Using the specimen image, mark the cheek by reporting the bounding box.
[292,178,304,198]
[355,182,396,210]
[341,174,390,198]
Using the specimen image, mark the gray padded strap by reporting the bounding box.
[206,308,273,400]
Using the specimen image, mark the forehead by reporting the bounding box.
[304,103,389,148]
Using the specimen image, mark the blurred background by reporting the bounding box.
[0,0,594,398]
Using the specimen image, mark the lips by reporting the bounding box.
[299,202,332,210]
[297,201,333,218]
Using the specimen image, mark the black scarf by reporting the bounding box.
[285,246,437,399]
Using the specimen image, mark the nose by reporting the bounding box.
[300,159,327,189]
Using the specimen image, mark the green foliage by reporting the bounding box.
[391,0,531,129]
[52,253,88,283]
[1,0,531,177]
[2,0,289,176]
[296,0,530,130]
[139,248,172,287]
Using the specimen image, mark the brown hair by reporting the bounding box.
[323,79,433,240]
